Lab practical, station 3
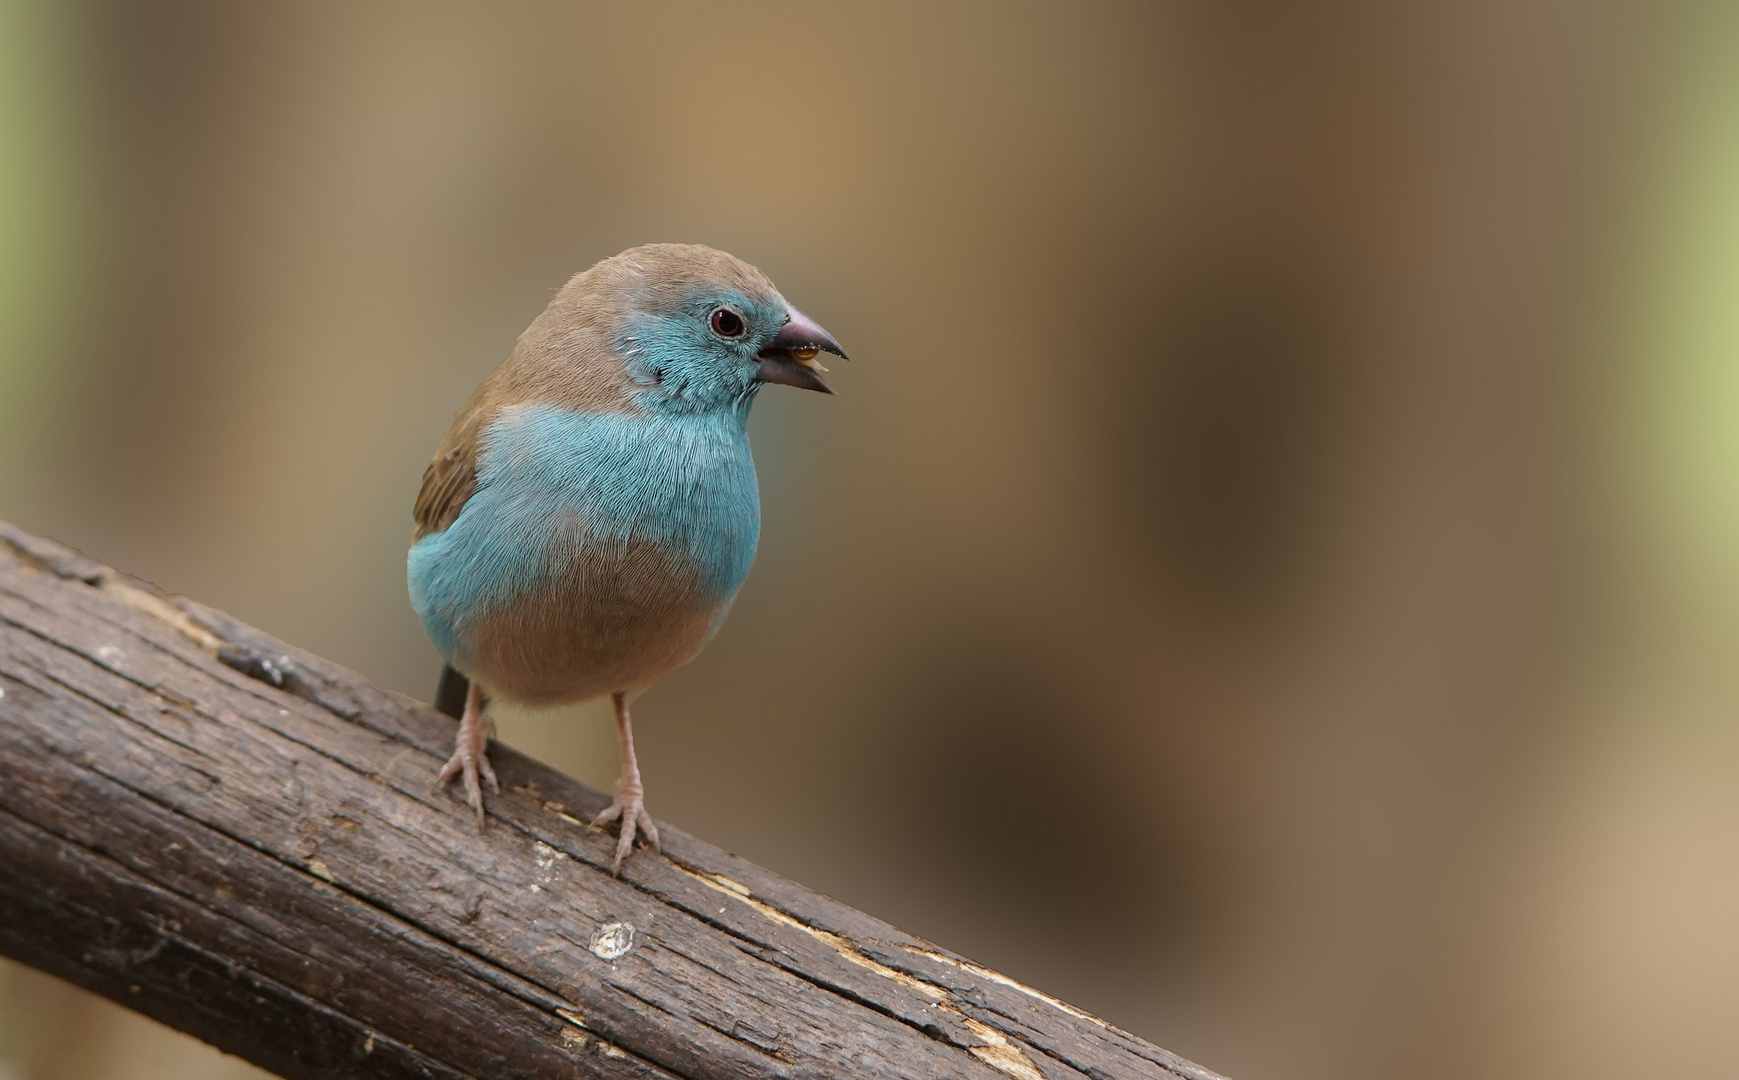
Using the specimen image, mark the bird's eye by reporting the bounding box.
[709,308,745,338]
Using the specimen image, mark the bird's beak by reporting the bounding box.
[756,306,848,394]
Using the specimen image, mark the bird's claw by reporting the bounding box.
[434,726,498,833]
[592,789,659,876]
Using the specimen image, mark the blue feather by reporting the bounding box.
[408,399,761,667]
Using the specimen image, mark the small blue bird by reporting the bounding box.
[408,244,844,871]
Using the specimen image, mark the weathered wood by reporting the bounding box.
[0,519,1225,1080]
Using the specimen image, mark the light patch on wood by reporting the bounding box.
[533,841,563,884]
[98,578,225,655]
[697,869,752,896]
[556,1007,588,1028]
[903,946,1109,1027]
[673,863,947,1001]
[561,1027,588,1049]
[543,800,585,826]
[589,922,635,961]
[305,857,334,882]
[962,1018,1046,1080]
[598,1042,628,1059]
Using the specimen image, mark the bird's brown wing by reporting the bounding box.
[412,438,478,541]
[413,370,517,542]
[411,303,641,544]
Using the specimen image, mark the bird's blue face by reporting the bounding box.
[616,287,786,413]
[615,285,846,415]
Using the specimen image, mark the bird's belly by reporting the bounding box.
[459,537,725,705]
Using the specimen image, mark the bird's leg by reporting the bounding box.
[434,679,498,831]
[592,691,660,875]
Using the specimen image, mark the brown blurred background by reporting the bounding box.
[3,2,1737,1078]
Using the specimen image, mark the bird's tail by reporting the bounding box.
[434,664,470,719]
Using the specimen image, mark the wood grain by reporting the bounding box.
[0,520,1226,1080]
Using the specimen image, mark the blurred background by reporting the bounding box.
[1,1,1736,1078]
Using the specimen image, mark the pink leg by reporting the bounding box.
[592,692,660,875]
[434,679,498,831]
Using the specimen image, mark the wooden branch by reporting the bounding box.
[0,520,1226,1080]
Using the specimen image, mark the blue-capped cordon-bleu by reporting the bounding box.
[407,243,846,873]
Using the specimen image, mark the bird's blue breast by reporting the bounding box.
[407,402,760,667]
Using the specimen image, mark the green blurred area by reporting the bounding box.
[1623,5,1739,624]
[1,3,1736,1079]
[0,0,87,491]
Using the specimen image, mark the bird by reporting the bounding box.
[407,243,844,873]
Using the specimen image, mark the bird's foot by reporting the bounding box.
[434,682,497,832]
[592,785,659,876]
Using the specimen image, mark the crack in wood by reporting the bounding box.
[900,946,1111,1027]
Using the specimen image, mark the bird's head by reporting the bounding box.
[573,243,847,415]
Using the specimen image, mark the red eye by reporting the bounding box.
[709,308,744,337]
